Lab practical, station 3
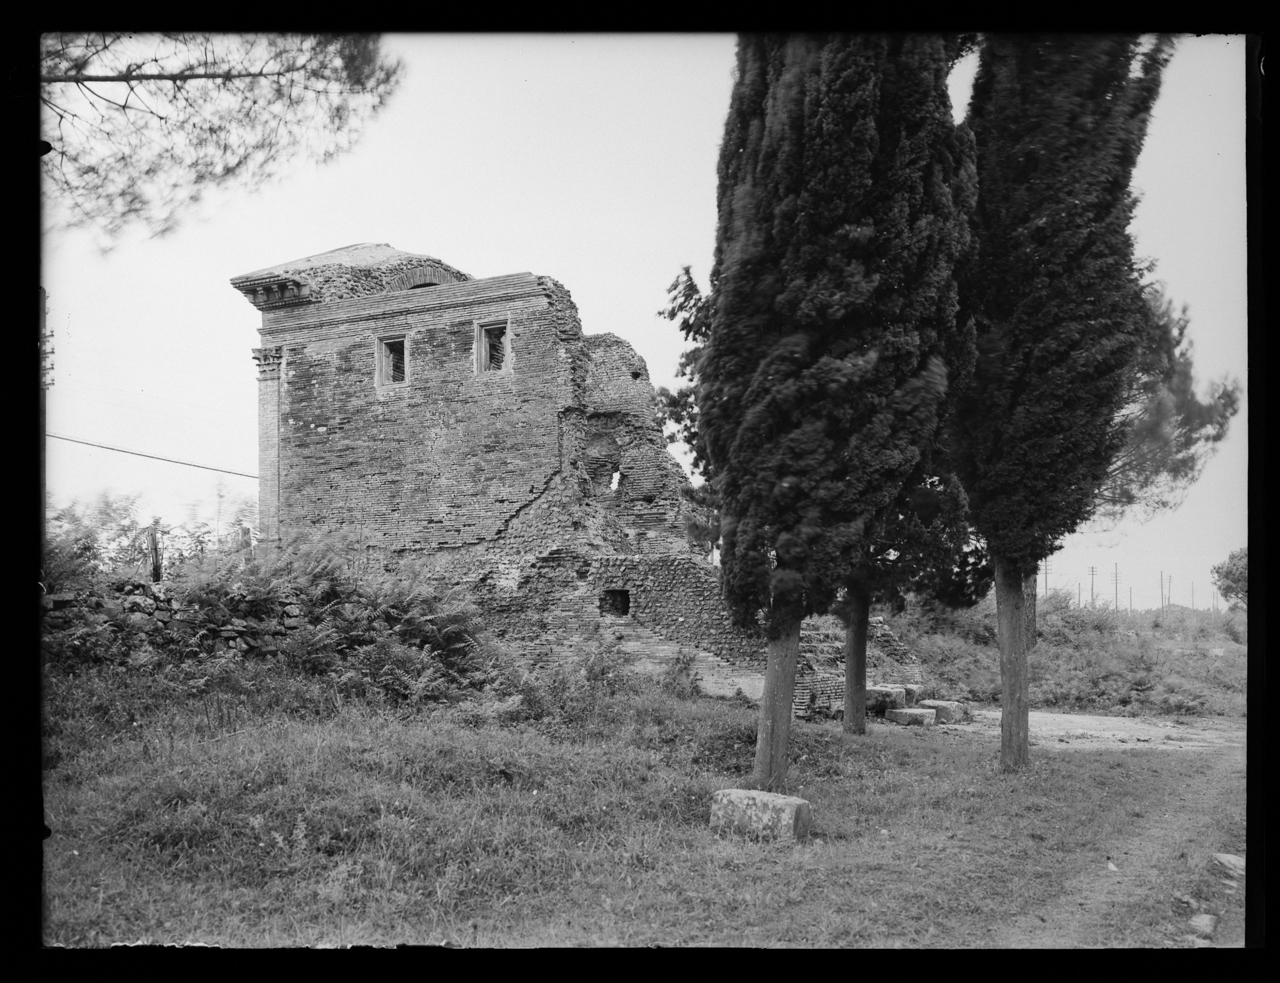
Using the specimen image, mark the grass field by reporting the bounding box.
[42,617,1247,947]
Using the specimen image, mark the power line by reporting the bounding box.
[45,433,258,479]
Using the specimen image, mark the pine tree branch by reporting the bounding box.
[43,70,303,83]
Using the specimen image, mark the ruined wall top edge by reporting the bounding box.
[251,273,569,337]
[231,244,478,312]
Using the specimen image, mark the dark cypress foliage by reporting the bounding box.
[1094,282,1241,523]
[700,34,976,783]
[952,34,1176,771]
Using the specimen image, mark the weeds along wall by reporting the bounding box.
[232,244,765,665]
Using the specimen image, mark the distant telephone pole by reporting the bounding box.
[1088,566,1097,608]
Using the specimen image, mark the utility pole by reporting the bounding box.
[1088,566,1097,608]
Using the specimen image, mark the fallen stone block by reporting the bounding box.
[1212,853,1245,877]
[917,699,968,724]
[865,686,907,713]
[903,684,924,706]
[710,789,812,842]
[1209,648,1225,658]
[884,708,935,728]
[1188,913,1218,937]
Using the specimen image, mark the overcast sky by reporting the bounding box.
[42,34,1248,613]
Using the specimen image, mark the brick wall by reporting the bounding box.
[258,274,574,553]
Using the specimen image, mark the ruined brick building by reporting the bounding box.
[231,243,764,670]
[231,243,922,704]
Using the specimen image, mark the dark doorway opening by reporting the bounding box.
[599,589,631,615]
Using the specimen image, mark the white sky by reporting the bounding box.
[42,34,1247,613]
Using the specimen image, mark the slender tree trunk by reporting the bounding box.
[149,527,162,583]
[842,581,872,735]
[993,554,1030,772]
[752,617,801,790]
[1023,563,1038,648]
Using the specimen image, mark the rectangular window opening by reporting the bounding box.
[379,337,407,385]
[484,324,506,371]
[600,589,631,616]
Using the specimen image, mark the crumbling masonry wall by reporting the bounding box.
[233,244,765,666]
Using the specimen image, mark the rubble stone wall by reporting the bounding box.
[39,580,304,658]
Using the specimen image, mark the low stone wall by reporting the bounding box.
[40,579,311,659]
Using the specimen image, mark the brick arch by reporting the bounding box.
[386,263,465,293]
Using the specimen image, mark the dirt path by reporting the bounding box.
[959,709,1247,947]
[967,708,1245,752]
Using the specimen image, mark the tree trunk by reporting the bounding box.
[752,618,801,790]
[1023,563,1038,648]
[842,581,872,735]
[993,554,1030,772]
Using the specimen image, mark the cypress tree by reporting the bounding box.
[700,34,976,784]
[952,34,1176,771]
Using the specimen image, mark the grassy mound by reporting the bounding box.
[885,593,1246,717]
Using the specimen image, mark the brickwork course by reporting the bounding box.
[231,243,923,694]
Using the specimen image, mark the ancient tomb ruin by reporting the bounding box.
[230,243,925,704]
[231,243,761,666]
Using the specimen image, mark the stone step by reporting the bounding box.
[885,708,935,727]
[917,699,968,723]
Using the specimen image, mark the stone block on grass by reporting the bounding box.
[884,708,935,728]
[1212,853,1245,877]
[903,684,924,706]
[865,686,907,712]
[710,789,812,842]
[917,699,969,724]
[1188,913,1219,937]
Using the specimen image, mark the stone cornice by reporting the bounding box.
[234,276,315,311]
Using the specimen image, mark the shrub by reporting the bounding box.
[41,618,130,668]
[1146,676,1210,715]
[42,493,152,592]
[1058,603,1119,638]
[661,650,702,699]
